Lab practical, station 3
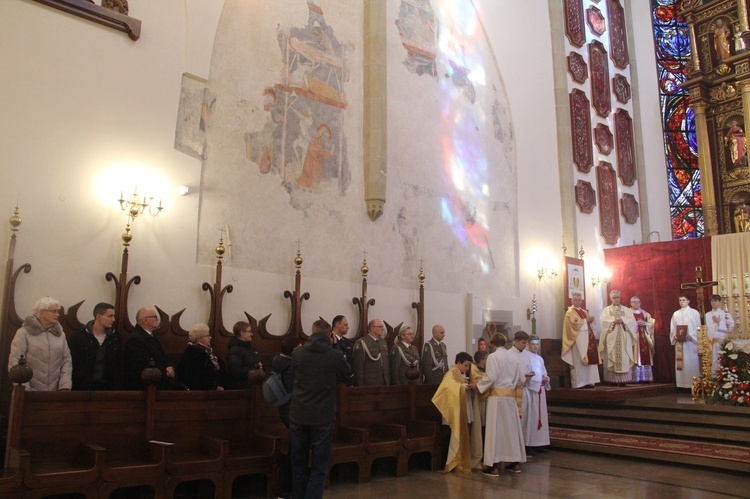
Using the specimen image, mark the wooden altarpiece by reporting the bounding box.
[681,0,750,234]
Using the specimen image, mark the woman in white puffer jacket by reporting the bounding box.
[8,297,72,391]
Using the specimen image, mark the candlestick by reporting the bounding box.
[719,275,726,294]
[732,274,738,294]
[744,273,750,292]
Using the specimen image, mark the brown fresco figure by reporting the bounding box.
[297,124,333,189]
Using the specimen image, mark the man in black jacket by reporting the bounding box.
[331,314,355,386]
[289,319,351,499]
[123,307,174,390]
[68,302,122,390]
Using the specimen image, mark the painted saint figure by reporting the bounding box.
[296,124,334,189]
[725,120,747,166]
[714,19,731,61]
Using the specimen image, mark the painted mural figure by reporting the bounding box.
[724,120,747,167]
[296,124,334,189]
[714,19,731,61]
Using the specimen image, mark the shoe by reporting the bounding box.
[525,447,536,457]
[482,466,500,477]
[504,463,521,474]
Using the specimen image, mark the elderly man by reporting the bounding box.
[352,318,390,386]
[123,307,174,390]
[422,324,449,384]
[8,297,72,391]
[600,290,637,385]
[561,292,600,388]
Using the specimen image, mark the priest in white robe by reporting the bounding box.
[561,292,601,388]
[599,290,637,384]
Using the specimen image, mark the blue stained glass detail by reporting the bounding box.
[651,0,703,239]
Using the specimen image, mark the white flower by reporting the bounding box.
[729,354,738,360]
[726,341,734,351]
[723,382,734,389]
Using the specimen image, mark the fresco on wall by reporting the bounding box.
[395,0,437,77]
[175,0,517,296]
[243,6,351,209]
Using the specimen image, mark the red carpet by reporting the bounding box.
[551,427,750,464]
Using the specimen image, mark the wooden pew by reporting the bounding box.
[151,387,280,499]
[338,384,441,480]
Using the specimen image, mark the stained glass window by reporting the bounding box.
[651,0,703,239]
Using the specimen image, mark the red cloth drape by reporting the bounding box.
[604,237,712,383]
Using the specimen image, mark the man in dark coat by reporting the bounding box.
[331,314,354,386]
[289,319,351,499]
[68,302,122,390]
[123,307,174,390]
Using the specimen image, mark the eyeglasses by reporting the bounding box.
[44,309,60,314]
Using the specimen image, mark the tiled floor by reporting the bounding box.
[322,449,750,498]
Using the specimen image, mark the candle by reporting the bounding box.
[719,275,726,294]
[732,274,738,294]
[745,273,750,293]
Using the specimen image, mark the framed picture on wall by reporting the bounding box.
[564,256,586,309]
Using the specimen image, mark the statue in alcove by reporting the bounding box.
[734,202,750,232]
[724,120,748,167]
[714,18,732,61]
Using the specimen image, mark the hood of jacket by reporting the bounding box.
[22,315,64,337]
[303,332,333,354]
[228,336,255,350]
[84,320,115,337]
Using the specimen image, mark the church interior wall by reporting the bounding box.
[0,0,671,360]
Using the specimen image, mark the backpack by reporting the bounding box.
[262,371,291,407]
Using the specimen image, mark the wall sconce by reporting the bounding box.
[591,269,612,287]
[537,267,558,281]
[118,191,163,220]
[591,275,609,287]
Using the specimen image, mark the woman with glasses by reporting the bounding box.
[8,297,72,391]
[226,321,263,389]
[176,323,225,390]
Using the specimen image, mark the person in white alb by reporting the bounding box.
[705,294,734,376]
[669,294,701,388]
[522,335,551,457]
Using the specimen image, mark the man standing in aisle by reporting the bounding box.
[422,324,449,384]
[561,292,600,388]
[290,319,351,499]
[600,290,637,385]
[478,333,526,476]
[670,294,702,389]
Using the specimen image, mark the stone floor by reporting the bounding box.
[321,449,750,498]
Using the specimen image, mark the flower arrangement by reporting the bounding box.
[712,339,750,406]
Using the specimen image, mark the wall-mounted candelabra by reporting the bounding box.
[117,190,163,247]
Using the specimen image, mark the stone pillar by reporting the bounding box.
[692,100,718,235]
[363,0,387,221]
